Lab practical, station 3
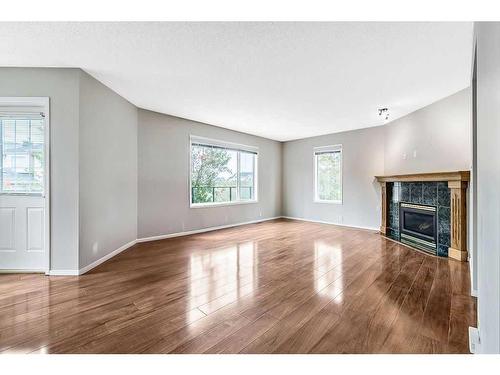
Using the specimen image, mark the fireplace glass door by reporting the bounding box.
[399,203,437,254]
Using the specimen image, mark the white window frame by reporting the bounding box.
[0,97,50,273]
[189,135,259,208]
[313,144,343,205]
[0,109,46,196]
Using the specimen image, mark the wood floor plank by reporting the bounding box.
[170,314,251,354]
[420,259,452,343]
[205,313,278,354]
[272,301,342,353]
[0,219,475,354]
[308,246,423,353]
[379,256,437,353]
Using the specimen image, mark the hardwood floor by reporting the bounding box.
[0,219,476,354]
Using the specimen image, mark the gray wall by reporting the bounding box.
[0,68,80,271]
[282,87,471,231]
[78,72,138,269]
[283,126,385,230]
[384,87,474,286]
[137,109,282,239]
[384,88,471,174]
[475,22,500,354]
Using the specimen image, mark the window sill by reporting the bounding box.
[190,200,258,209]
[0,192,44,197]
[314,199,343,205]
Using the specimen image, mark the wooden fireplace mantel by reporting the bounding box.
[375,171,470,262]
[375,171,470,183]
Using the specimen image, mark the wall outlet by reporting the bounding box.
[259,211,263,217]
[413,150,417,158]
[402,152,407,160]
[469,326,481,353]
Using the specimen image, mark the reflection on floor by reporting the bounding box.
[0,218,476,353]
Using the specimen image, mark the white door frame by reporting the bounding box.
[0,97,50,274]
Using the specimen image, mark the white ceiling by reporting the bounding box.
[0,22,473,141]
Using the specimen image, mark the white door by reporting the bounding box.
[0,100,49,272]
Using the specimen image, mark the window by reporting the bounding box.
[314,145,342,203]
[0,112,45,194]
[190,136,258,207]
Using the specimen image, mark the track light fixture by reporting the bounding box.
[378,108,389,121]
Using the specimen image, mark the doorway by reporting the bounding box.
[0,97,50,273]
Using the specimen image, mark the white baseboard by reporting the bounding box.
[469,259,477,297]
[48,269,80,276]
[75,217,280,275]
[78,239,138,275]
[281,216,379,232]
[0,269,45,274]
[46,215,374,276]
[136,216,281,243]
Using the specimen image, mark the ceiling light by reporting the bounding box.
[378,108,390,121]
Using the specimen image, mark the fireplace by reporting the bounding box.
[376,171,469,261]
[399,203,437,255]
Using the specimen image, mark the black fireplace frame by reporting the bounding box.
[399,202,437,254]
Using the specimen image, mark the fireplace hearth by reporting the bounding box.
[399,203,437,254]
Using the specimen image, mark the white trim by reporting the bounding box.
[313,199,343,205]
[69,217,282,275]
[281,216,379,232]
[47,269,79,276]
[469,35,478,300]
[25,217,380,277]
[190,135,259,154]
[313,144,342,153]
[0,97,50,275]
[190,200,258,209]
[78,239,137,275]
[0,269,45,274]
[137,216,281,243]
[313,144,343,205]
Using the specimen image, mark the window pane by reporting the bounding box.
[239,151,255,200]
[191,145,237,204]
[190,140,258,206]
[1,117,45,194]
[317,152,341,202]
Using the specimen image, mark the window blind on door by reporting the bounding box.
[0,112,45,194]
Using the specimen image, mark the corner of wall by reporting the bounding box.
[77,71,139,272]
[279,141,285,217]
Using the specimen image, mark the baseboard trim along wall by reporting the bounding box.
[136,216,282,243]
[0,269,46,274]
[67,216,282,275]
[47,269,80,276]
[78,239,138,275]
[281,216,379,232]
[48,216,387,276]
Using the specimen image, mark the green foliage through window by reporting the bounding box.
[191,142,256,205]
[315,150,342,202]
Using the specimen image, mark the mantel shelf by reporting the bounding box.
[375,171,470,183]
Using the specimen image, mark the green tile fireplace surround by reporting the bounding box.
[375,171,470,262]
